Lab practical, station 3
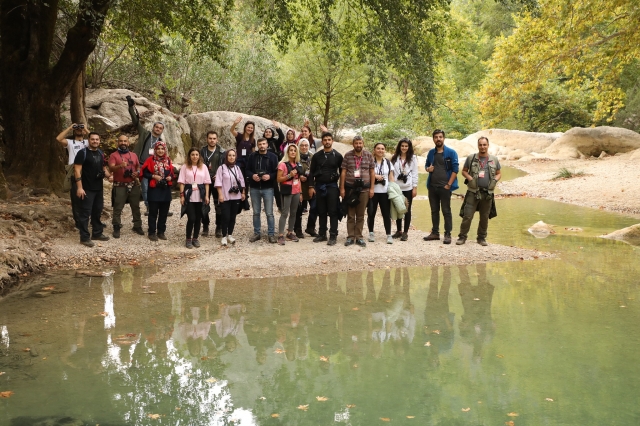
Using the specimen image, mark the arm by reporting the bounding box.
[230,116,242,138]
[445,171,457,190]
[461,166,472,182]
[389,169,395,182]
[445,152,458,190]
[339,168,347,198]
[56,125,73,146]
[179,183,185,205]
[274,125,284,145]
[308,155,317,197]
[108,153,126,172]
[425,153,433,172]
[277,166,288,183]
[495,168,502,182]
[369,167,375,198]
[73,151,85,199]
[214,167,225,203]
[263,155,277,181]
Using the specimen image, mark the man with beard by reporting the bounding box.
[423,129,458,245]
[108,134,144,238]
[200,131,225,237]
[246,137,279,243]
[57,122,89,227]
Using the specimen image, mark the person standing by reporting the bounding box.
[456,137,501,246]
[214,149,246,246]
[230,116,256,182]
[200,131,224,238]
[73,132,111,247]
[108,134,144,238]
[246,137,279,243]
[294,139,317,238]
[276,144,303,245]
[263,121,285,211]
[391,138,419,241]
[308,132,343,246]
[140,141,175,241]
[178,147,211,249]
[367,143,395,244]
[57,122,89,228]
[424,129,458,245]
[127,95,166,216]
[340,135,375,247]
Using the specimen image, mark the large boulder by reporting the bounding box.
[600,224,640,246]
[543,126,640,159]
[413,137,476,158]
[461,129,562,160]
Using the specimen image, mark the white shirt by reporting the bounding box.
[392,155,419,192]
[373,158,392,193]
[66,139,88,165]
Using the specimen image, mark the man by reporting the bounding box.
[73,132,111,247]
[108,134,144,238]
[456,136,501,246]
[246,137,279,243]
[126,95,169,216]
[200,131,225,237]
[340,135,375,247]
[308,132,344,246]
[56,122,89,227]
[424,129,459,245]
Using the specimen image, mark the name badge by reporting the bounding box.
[479,171,485,178]
[354,170,361,178]
[242,149,247,156]
[192,182,198,190]
[293,178,299,186]
[148,148,154,156]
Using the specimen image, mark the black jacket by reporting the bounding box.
[245,151,279,190]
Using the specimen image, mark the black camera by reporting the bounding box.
[123,169,133,178]
[375,178,386,185]
[257,171,266,178]
[354,178,364,188]
[157,179,168,189]
[96,171,105,179]
[330,172,340,182]
[72,124,85,130]
[397,173,408,183]
[229,186,241,194]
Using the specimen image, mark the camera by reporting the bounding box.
[330,172,340,182]
[375,178,386,185]
[354,178,364,188]
[72,124,84,130]
[96,171,105,179]
[157,179,168,189]
[257,171,266,178]
[397,173,408,183]
[123,169,133,178]
[229,186,241,194]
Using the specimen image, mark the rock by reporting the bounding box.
[75,270,108,277]
[600,224,640,246]
[544,126,640,159]
[461,129,562,156]
[527,221,556,239]
[29,347,38,357]
[413,137,476,158]
[87,115,118,133]
[598,150,610,159]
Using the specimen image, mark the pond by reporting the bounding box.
[1,169,640,425]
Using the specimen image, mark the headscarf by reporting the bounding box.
[152,140,171,176]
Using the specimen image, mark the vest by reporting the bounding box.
[466,154,499,194]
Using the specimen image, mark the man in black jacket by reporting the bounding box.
[246,138,279,243]
[200,131,225,237]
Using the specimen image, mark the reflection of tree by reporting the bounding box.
[458,264,495,361]
[425,266,454,366]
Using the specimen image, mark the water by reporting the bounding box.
[1,169,640,425]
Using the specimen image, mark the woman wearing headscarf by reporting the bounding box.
[140,140,175,241]
[178,147,211,249]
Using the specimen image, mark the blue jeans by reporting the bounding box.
[250,187,275,235]
[141,177,149,207]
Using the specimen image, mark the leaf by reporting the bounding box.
[406,415,415,418]
[143,291,157,294]
[201,356,209,360]
[99,312,108,316]
[0,391,14,398]
[506,422,515,426]
[319,356,329,362]
[368,262,375,266]
[545,398,554,402]
[380,418,391,422]
[496,354,505,358]
[274,348,286,354]
[125,333,137,338]
[22,348,30,352]
[461,407,471,412]
[316,396,328,401]
[346,404,356,408]
[432,330,440,334]
[424,341,431,347]
[297,404,309,411]
[259,396,267,400]
[206,378,218,383]
[0,372,5,375]
[271,413,280,418]
[507,412,519,417]
[148,414,161,419]
[41,286,55,291]
[352,307,359,311]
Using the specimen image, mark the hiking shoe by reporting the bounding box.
[144,210,149,217]
[327,236,337,246]
[295,230,305,239]
[157,233,167,240]
[423,232,440,241]
[249,234,261,243]
[185,239,193,249]
[286,232,299,242]
[356,239,367,248]
[80,239,95,248]
[345,238,355,247]
[201,229,209,237]
[268,235,278,244]
[132,227,145,235]
[477,238,488,246]
[456,237,466,245]
[277,235,285,245]
[167,212,173,217]
[221,237,228,246]
[368,232,375,242]
[149,234,158,242]
[305,228,318,237]
[91,234,109,241]
[227,235,236,244]
[215,228,223,238]
[387,235,393,244]
[443,234,452,245]
[192,239,201,248]
[392,231,402,239]
[313,235,328,243]
[112,228,120,239]
[400,232,408,241]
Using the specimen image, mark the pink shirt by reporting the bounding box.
[178,165,212,202]
[278,162,301,195]
[214,164,245,200]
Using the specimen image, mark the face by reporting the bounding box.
[264,129,273,138]
[322,136,333,149]
[73,127,84,137]
[227,151,236,164]
[352,139,364,153]
[400,142,409,154]
[288,146,297,160]
[478,139,489,154]
[433,132,444,147]
[374,144,386,158]
[117,136,129,149]
[299,142,309,154]
[207,134,218,147]
[245,124,254,135]
[89,134,100,148]
[190,150,200,165]
[258,140,268,152]
[155,146,166,157]
[301,127,310,138]
[287,130,295,141]
[152,123,164,137]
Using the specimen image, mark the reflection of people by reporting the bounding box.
[213,304,246,353]
[458,264,495,360]
[367,270,393,358]
[388,268,415,357]
[171,306,217,361]
[424,266,454,364]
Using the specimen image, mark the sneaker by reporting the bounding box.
[192,239,201,248]
[157,233,167,240]
[91,234,109,241]
[201,229,209,237]
[423,232,440,241]
[327,236,337,246]
[387,235,393,244]
[221,236,228,246]
[356,239,367,248]
[345,238,355,247]
[167,212,174,217]
[185,239,193,249]
[477,238,488,246]
[313,235,328,243]
[132,227,145,235]
[215,228,223,238]
[456,237,466,245]
[305,228,319,237]
[392,231,402,239]
[112,228,120,239]
[286,232,299,242]
[249,234,261,243]
[277,235,285,245]
[295,230,305,239]
[443,234,452,245]
[149,234,158,242]
[400,232,408,241]
[144,210,149,217]
[368,232,375,242]
[268,235,278,244]
[80,239,95,247]
[227,235,236,244]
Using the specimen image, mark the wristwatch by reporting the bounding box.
[75,177,82,182]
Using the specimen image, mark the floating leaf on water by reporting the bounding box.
[147,414,161,419]
[0,391,14,398]
[424,342,431,347]
[507,412,519,417]
[201,356,209,360]
[99,312,108,316]
[206,378,218,383]
[461,407,471,412]
[175,407,181,411]
[506,422,515,426]
[406,415,415,419]
[346,404,356,408]
[316,396,328,401]
[319,356,329,362]
[271,413,279,418]
[496,354,505,358]
[274,348,286,354]
[380,418,391,422]
[545,398,554,402]
[432,330,440,334]
[297,404,309,411]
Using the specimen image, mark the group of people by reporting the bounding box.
[58,96,500,248]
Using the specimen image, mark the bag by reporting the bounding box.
[345,188,360,207]
[63,164,74,192]
[237,198,250,214]
[279,162,295,196]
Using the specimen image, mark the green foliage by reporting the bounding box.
[553,168,585,180]
[362,114,417,149]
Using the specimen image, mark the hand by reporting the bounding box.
[369,189,374,199]
[180,195,185,206]
[412,188,417,198]
[205,197,210,205]
[340,189,345,198]
[108,175,113,183]
[300,175,307,182]
[444,183,450,190]
[290,169,298,177]
[154,174,162,182]
[253,174,261,182]
[76,188,86,199]
[126,95,135,107]
[375,174,384,181]
[299,194,303,203]
[166,176,172,182]
[241,193,246,201]
[320,124,328,132]
[262,174,270,181]
[272,120,279,128]
[233,116,242,125]
[309,188,315,198]
[426,165,434,173]
[219,194,225,203]
[82,126,89,135]
[121,161,128,168]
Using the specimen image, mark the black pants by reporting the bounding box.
[368,192,391,234]
[295,197,317,232]
[428,186,452,235]
[186,201,203,239]
[316,185,340,237]
[76,188,104,241]
[396,190,414,233]
[274,181,282,210]
[148,201,170,235]
[220,200,240,237]
[202,190,221,232]
[70,188,82,229]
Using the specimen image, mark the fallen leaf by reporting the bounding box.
[406,415,415,419]
[99,312,108,316]
[545,398,554,402]
[271,414,279,418]
[316,396,328,402]
[125,333,137,338]
[352,307,359,311]
[143,291,157,294]
[368,262,375,266]
[274,348,286,354]
[380,418,390,422]
[507,412,519,417]
[496,354,504,358]
[175,407,181,411]
[41,286,55,291]
[432,330,440,334]
[0,391,14,398]
[201,356,209,360]
[473,298,480,301]
[506,422,515,426]
[462,407,471,412]
[147,414,161,420]
[297,404,309,411]
[424,341,431,347]
[259,397,266,400]
[0,372,4,376]
[206,378,218,383]
[346,404,356,408]
[141,286,150,289]
[42,357,47,360]
[319,356,329,362]
[22,348,30,352]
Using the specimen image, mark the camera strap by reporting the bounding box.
[227,165,241,187]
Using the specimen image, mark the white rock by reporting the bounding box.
[600,224,640,245]
[544,126,640,159]
[527,221,556,239]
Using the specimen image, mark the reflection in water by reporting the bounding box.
[458,264,495,361]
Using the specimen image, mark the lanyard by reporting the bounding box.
[354,155,362,170]
[479,157,488,169]
[205,148,215,163]
[192,166,198,182]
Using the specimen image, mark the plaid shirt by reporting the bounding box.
[341,149,375,188]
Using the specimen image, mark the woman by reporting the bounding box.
[294,138,317,238]
[214,149,246,246]
[276,144,302,245]
[280,128,297,154]
[391,138,418,241]
[367,143,395,244]
[178,147,211,248]
[299,125,317,153]
[264,121,285,210]
[230,117,255,199]
[140,141,174,241]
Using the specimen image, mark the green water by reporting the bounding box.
[1,169,640,425]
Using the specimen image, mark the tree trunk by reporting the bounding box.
[323,86,332,127]
[70,64,87,125]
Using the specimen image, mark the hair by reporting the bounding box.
[186,146,204,168]
[206,131,218,138]
[224,149,237,167]
[286,129,296,141]
[116,133,128,140]
[243,121,255,139]
[391,138,414,164]
[280,143,300,164]
[372,142,386,158]
[352,135,363,143]
[88,132,100,140]
[301,125,314,142]
[432,129,445,138]
[478,136,490,144]
[263,127,274,138]
[256,137,268,146]
[321,132,333,140]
